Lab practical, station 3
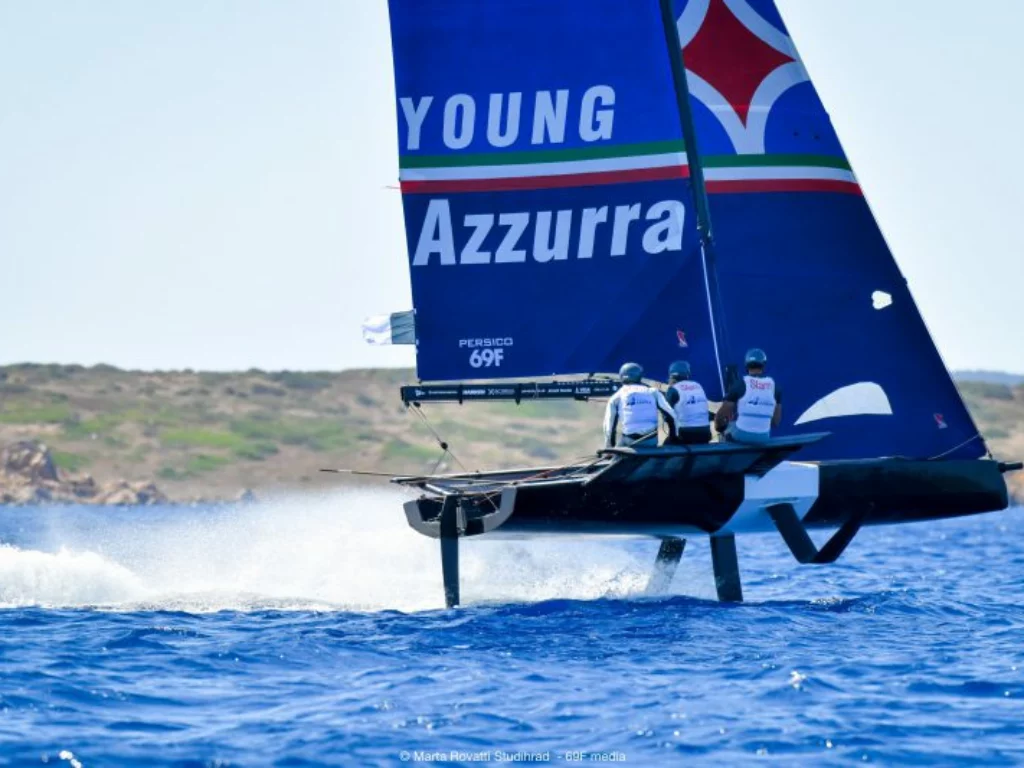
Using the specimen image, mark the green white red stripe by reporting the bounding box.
[703,154,860,195]
[399,145,859,195]
[400,141,687,194]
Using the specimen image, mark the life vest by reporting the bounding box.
[735,375,776,435]
[670,380,709,429]
[618,384,660,435]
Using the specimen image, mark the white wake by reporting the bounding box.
[0,489,676,612]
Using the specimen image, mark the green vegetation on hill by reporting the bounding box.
[0,364,605,498]
[0,364,1021,499]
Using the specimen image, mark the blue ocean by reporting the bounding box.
[0,490,1021,766]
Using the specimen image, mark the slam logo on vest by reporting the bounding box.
[676,330,689,348]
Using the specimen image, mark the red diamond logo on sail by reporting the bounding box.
[682,0,795,125]
[677,330,688,348]
[934,413,948,429]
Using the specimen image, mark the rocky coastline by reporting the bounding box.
[1,441,171,506]
[2,437,1017,508]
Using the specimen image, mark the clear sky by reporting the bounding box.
[2,1,1021,373]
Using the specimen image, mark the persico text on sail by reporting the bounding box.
[399,86,688,267]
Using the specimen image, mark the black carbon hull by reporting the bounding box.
[390,439,1015,606]
[399,457,1009,539]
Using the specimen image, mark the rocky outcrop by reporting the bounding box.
[0,441,169,506]
[236,488,257,503]
[1,441,58,483]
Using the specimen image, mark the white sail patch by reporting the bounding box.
[412,199,686,266]
[794,382,893,425]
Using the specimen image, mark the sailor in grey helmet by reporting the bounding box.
[604,362,677,448]
[663,361,712,445]
[714,348,782,444]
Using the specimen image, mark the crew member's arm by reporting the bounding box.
[662,387,679,440]
[772,387,782,428]
[714,402,734,432]
[714,381,744,432]
[603,392,621,447]
[655,391,677,436]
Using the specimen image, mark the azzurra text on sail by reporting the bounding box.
[399,85,689,267]
[412,199,685,266]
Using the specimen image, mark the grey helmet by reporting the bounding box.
[619,362,644,384]
[744,348,768,369]
[668,360,691,381]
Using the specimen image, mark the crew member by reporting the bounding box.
[714,348,781,444]
[663,361,712,445]
[604,362,676,448]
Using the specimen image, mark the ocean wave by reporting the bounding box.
[1,504,1022,764]
[0,545,146,608]
[0,489,664,612]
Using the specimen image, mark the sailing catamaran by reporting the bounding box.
[363,0,1019,607]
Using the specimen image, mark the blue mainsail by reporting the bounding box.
[387,0,721,387]
[384,0,986,463]
[673,0,986,461]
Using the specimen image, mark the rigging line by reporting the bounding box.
[407,404,468,472]
[926,433,983,461]
[404,453,605,486]
[414,457,607,500]
[699,241,726,396]
[407,405,502,514]
[430,458,605,488]
[514,454,608,485]
[430,449,448,476]
[657,0,733,393]
[319,468,399,477]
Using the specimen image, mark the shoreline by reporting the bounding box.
[0,440,395,507]
[1,364,1020,506]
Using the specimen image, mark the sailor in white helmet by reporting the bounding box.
[604,362,677,448]
[714,348,782,444]
[663,361,712,445]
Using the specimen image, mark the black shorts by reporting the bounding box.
[666,427,712,445]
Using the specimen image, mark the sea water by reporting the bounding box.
[0,490,1021,766]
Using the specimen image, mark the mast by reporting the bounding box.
[657,0,735,395]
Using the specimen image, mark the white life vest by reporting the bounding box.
[617,383,660,435]
[670,380,709,429]
[735,375,777,435]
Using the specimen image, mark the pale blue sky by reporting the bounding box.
[1,1,1021,372]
